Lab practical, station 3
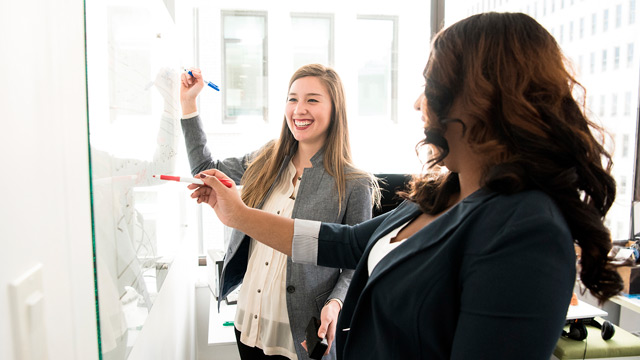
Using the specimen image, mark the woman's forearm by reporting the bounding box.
[181,100,198,115]
[235,207,295,256]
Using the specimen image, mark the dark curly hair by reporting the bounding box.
[402,12,623,303]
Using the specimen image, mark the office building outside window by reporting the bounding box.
[569,21,574,41]
[617,4,623,28]
[221,11,268,123]
[623,134,630,157]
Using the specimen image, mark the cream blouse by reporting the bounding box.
[234,161,299,359]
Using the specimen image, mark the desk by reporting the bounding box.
[610,295,640,336]
[566,299,608,320]
[195,264,240,360]
[610,296,640,315]
[208,298,237,346]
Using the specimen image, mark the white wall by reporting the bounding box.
[0,1,197,359]
[0,0,99,359]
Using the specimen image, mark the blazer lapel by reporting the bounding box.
[364,189,496,287]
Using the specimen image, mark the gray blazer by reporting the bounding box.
[181,116,373,360]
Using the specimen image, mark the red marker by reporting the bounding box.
[153,174,233,188]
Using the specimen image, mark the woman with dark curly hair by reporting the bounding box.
[188,12,623,359]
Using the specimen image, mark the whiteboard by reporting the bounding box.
[85,0,191,358]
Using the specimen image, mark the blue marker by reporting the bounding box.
[184,68,220,91]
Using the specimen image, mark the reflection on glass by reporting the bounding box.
[444,0,640,240]
[291,14,333,70]
[356,17,397,122]
[85,0,187,358]
[223,12,267,122]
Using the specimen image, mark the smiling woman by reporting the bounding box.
[180,63,378,360]
[286,76,333,149]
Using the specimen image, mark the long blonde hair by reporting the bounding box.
[241,64,377,209]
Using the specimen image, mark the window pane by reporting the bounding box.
[223,13,267,121]
[356,17,396,121]
[291,15,332,70]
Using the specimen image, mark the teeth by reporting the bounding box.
[295,120,312,126]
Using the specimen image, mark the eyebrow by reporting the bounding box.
[288,92,325,97]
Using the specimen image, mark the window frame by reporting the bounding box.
[355,14,399,123]
[220,10,269,124]
[289,12,335,69]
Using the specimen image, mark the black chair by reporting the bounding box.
[373,174,412,217]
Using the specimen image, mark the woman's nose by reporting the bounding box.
[414,93,426,112]
[295,103,308,114]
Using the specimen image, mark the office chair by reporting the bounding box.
[373,174,412,217]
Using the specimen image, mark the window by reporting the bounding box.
[629,43,635,67]
[579,17,584,38]
[222,11,268,123]
[616,4,623,27]
[631,0,637,24]
[623,134,630,157]
[590,51,596,73]
[611,93,617,116]
[599,95,606,116]
[615,46,620,69]
[620,176,628,196]
[602,49,607,71]
[603,9,609,31]
[290,13,334,71]
[559,24,564,43]
[592,13,597,34]
[578,55,584,74]
[625,91,632,115]
[356,16,398,122]
[569,21,574,41]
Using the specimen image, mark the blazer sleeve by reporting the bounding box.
[326,178,374,304]
[293,209,392,269]
[180,115,255,182]
[449,208,576,359]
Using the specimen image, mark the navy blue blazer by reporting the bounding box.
[314,189,576,359]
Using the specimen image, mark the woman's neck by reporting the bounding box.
[293,142,323,169]
[457,167,483,201]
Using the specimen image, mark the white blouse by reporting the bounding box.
[234,161,299,359]
[367,220,410,276]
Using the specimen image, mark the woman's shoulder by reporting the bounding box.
[485,189,566,225]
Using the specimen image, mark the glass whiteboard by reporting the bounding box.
[85,0,190,358]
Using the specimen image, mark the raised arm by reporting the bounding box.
[179,68,251,181]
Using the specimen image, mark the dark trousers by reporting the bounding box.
[234,328,290,360]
